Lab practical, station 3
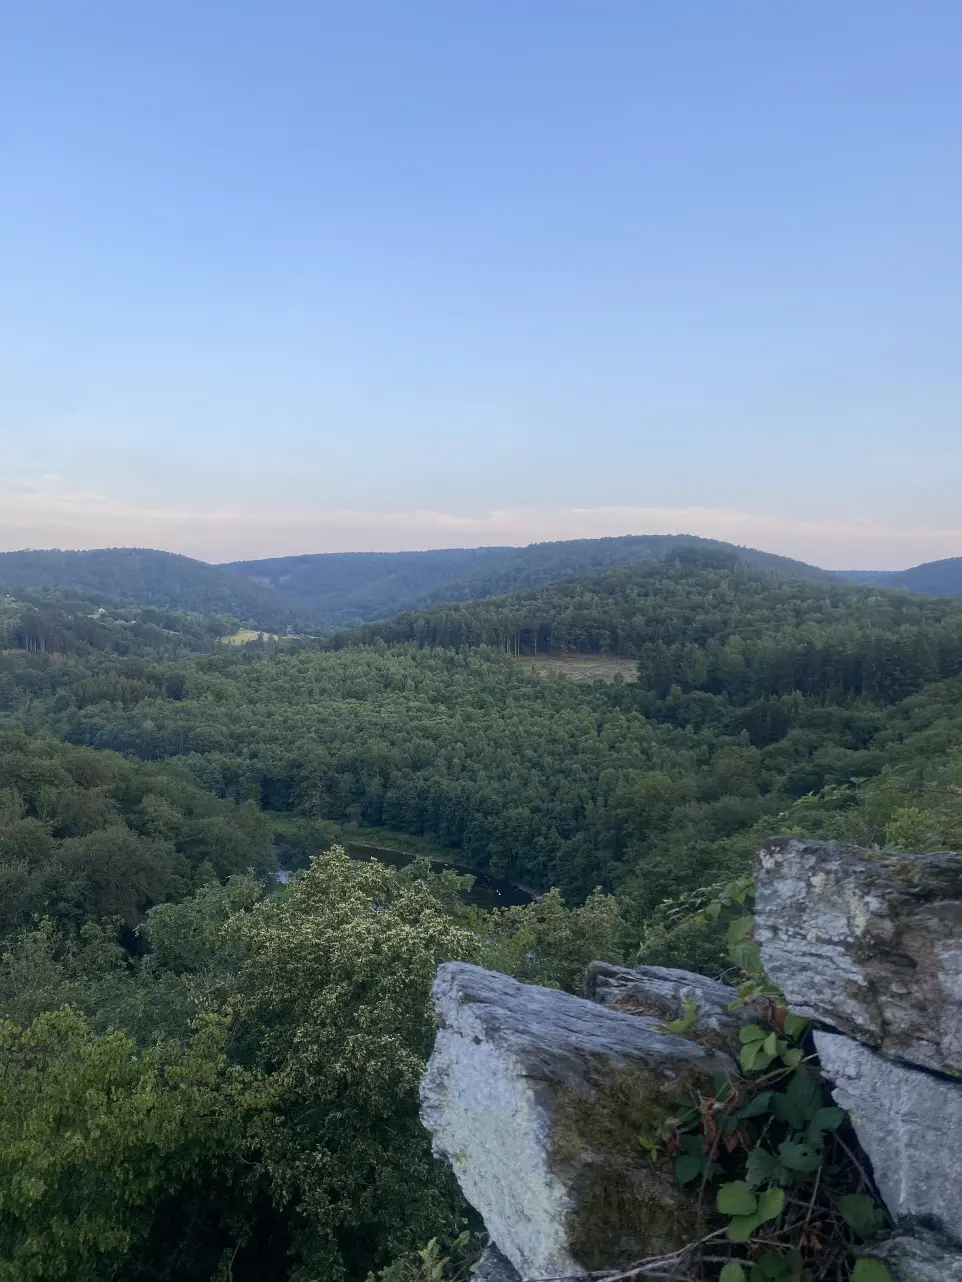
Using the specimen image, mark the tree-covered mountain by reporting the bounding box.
[0,536,834,631]
[220,534,836,624]
[329,554,962,681]
[4,539,961,635]
[838,555,962,596]
[0,548,297,629]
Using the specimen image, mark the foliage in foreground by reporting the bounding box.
[635,881,894,1282]
[0,849,623,1281]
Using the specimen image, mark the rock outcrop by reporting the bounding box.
[585,960,753,1050]
[814,1031,962,1242]
[472,1246,521,1282]
[865,1229,962,1282]
[420,839,962,1280]
[755,837,962,1279]
[420,962,735,1280]
[755,837,962,1075]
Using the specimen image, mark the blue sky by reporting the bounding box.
[2,2,960,567]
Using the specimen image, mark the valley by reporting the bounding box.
[3,540,962,1280]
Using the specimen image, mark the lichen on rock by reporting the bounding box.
[420,962,735,1279]
[755,837,962,1074]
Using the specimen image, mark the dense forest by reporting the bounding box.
[221,533,837,624]
[0,549,298,630]
[3,558,962,1279]
[4,540,962,643]
[2,536,833,631]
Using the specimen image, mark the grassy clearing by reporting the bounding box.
[221,628,279,645]
[517,654,638,684]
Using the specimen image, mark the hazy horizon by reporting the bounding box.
[3,4,960,569]
[0,510,958,574]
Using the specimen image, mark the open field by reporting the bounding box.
[221,628,279,645]
[517,654,638,683]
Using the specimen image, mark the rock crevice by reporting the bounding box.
[420,839,962,1281]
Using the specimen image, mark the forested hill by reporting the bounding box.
[220,534,834,623]
[0,537,833,631]
[0,548,296,629]
[329,557,962,694]
[838,555,962,596]
[7,546,962,1278]
[3,540,961,632]
[0,593,239,659]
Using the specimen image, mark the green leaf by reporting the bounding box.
[777,1139,822,1173]
[727,915,755,947]
[740,1042,763,1072]
[731,939,764,975]
[838,1194,886,1241]
[719,1264,746,1282]
[674,1153,703,1185]
[745,1147,780,1188]
[763,1031,778,1055]
[851,1262,894,1282]
[717,1180,757,1216]
[783,1013,809,1039]
[739,1090,774,1119]
[728,1216,761,1243]
[756,1187,785,1222]
[739,1023,768,1045]
[726,1187,785,1242]
[807,1106,845,1145]
[785,1067,823,1122]
[780,1048,804,1069]
[754,1253,792,1280]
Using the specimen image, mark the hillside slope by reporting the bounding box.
[838,556,962,596]
[0,548,296,628]
[4,540,960,632]
[221,533,835,624]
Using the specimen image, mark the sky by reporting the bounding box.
[1,2,961,569]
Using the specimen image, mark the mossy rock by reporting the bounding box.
[421,963,735,1279]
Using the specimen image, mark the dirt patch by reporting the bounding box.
[518,655,638,684]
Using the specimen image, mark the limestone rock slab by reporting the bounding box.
[755,837,962,1074]
[421,962,735,1280]
[815,1031,962,1243]
[585,961,755,1050]
[864,1231,962,1282]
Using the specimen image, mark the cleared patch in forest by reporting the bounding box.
[517,654,638,683]
[221,628,279,645]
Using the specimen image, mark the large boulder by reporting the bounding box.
[472,1246,521,1282]
[585,961,754,1051]
[815,1031,962,1243]
[755,837,962,1074]
[863,1230,962,1282]
[420,962,736,1280]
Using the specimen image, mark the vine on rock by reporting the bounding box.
[634,877,893,1282]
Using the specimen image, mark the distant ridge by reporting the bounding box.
[837,556,962,597]
[1,538,960,630]
[219,534,836,625]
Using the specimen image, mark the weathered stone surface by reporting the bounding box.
[815,1031,962,1243]
[585,961,756,1049]
[863,1230,962,1282]
[472,1245,521,1282]
[755,837,962,1074]
[421,962,735,1280]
